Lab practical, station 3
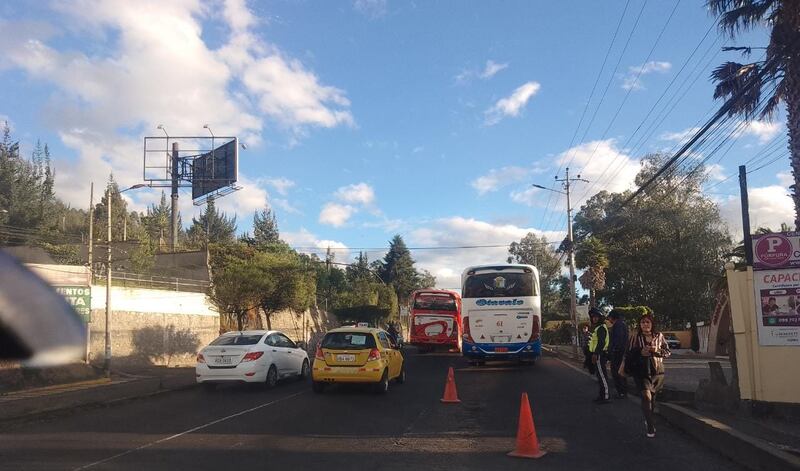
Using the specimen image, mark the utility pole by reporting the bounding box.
[739,165,754,266]
[104,183,112,377]
[87,182,94,364]
[555,167,589,354]
[88,183,94,279]
[170,141,179,252]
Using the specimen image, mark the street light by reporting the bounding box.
[156,124,169,138]
[102,181,148,377]
[531,183,565,194]
[203,124,215,139]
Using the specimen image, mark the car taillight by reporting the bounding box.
[315,344,325,360]
[242,351,264,362]
[367,348,381,361]
[462,317,473,342]
[528,316,540,342]
[196,353,205,363]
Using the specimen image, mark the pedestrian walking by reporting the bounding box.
[588,308,610,404]
[608,310,628,398]
[620,313,670,438]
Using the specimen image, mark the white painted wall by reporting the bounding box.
[90,285,218,317]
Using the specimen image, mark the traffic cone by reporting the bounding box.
[440,367,461,403]
[507,392,546,459]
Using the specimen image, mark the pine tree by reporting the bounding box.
[376,235,419,307]
[253,206,280,248]
[187,199,237,246]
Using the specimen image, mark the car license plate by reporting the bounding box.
[492,336,511,343]
[495,347,508,353]
[214,356,232,365]
[336,354,356,362]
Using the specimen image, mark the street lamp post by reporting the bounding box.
[103,182,147,377]
[532,167,588,355]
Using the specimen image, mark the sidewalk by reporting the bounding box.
[544,344,800,471]
[0,365,197,422]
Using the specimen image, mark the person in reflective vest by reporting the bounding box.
[589,307,611,404]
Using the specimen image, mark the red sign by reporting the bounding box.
[753,232,800,270]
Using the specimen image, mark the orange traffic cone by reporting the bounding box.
[440,367,461,403]
[507,392,546,459]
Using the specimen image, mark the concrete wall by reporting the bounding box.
[88,285,219,367]
[727,267,800,404]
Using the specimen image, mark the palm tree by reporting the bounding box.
[575,237,609,308]
[708,0,800,227]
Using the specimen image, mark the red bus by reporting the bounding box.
[409,289,463,352]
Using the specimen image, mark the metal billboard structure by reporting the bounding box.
[142,134,241,249]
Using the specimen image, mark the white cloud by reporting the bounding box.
[510,187,546,207]
[553,139,639,207]
[271,198,301,214]
[471,166,531,195]
[263,177,296,196]
[409,217,565,290]
[659,127,701,145]
[334,182,375,205]
[622,61,671,91]
[319,203,356,227]
[282,228,350,261]
[479,60,509,79]
[741,120,782,144]
[353,0,388,19]
[778,172,793,187]
[484,81,541,125]
[0,0,352,209]
[719,186,794,239]
[706,163,726,182]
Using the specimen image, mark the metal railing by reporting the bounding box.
[93,270,209,293]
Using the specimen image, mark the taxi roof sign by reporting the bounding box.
[357,322,370,328]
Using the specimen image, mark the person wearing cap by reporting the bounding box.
[608,309,629,398]
[588,307,611,404]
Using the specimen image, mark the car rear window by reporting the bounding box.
[322,332,377,350]
[210,334,263,346]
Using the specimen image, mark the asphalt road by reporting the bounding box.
[0,350,744,471]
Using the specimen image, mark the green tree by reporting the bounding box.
[253,250,316,330]
[708,0,800,227]
[375,235,420,308]
[574,154,732,346]
[508,233,564,317]
[208,249,261,331]
[142,191,171,250]
[253,206,280,248]
[187,199,237,246]
[93,174,130,242]
[575,236,610,308]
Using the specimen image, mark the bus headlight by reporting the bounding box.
[526,345,532,350]
[471,346,477,352]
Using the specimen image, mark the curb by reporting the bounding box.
[659,403,800,471]
[0,375,198,422]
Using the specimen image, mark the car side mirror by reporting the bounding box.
[296,341,307,350]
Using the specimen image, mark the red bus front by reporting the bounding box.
[409,290,462,352]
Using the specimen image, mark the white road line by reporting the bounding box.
[73,390,308,471]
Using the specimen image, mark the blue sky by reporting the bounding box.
[0,0,792,288]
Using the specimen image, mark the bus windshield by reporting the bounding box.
[463,272,536,298]
[413,293,457,311]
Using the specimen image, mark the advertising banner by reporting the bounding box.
[752,232,800,270]
[752,267,800,346]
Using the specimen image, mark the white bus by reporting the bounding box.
[461,264,542,365]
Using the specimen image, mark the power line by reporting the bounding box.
[618,48,786,209]
[538,0,633,231]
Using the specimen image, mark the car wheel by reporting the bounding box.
[396,364,406,384]
[374,369,389,394]
[265,365,278,389]
[299,359,310,380]
[312,381,325,394]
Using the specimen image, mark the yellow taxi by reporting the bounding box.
[312,326,405,394]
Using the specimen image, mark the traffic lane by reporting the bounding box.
[85,351,457,470]
[42,352,745,471]
[0,376,311,471]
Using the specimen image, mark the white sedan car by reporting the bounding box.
[196,330,310,390]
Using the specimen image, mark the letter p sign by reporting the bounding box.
[767,237,782,253]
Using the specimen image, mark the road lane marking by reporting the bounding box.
[73,390,308,470]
